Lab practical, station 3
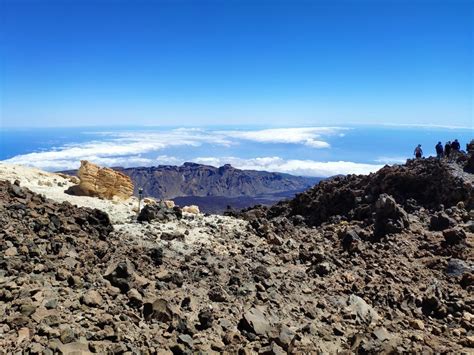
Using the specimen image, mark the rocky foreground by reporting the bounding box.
[0,157,473,354]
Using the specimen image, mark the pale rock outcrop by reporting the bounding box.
[182,205,200,214]
[142,198,174,209]
[164,200,175,209]
[67,160,134,200]
[56,173,80,185]
[143,198,156,205]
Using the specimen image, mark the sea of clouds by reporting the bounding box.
[3,127,385,177]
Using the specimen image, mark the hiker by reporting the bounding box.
[449,139,461,160]
[414,144,423,159]
[435,141,444,159]
[451,139,461,151]
[445,141,452,159]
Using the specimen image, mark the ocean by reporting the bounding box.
[0,125,472,177]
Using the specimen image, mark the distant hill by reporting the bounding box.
[61,162,321,213]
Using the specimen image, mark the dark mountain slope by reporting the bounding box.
[115,162,320,199]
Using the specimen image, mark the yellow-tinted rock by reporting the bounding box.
[410,319,425,330]
[164,200,175,209]
[143,198,156,205]
[182,205,200,214]
[71,160,133,200]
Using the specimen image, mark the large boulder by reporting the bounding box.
[345,294,380,326]
[137,202,182,223]
[373,194,409,238]
[430,212,456,231]
[67,160,134,200]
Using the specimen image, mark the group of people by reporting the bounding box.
[413,139,462,159]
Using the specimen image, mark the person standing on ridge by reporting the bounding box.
[452,139,461,151]
[435,141,444,159]
[414,144,423,159]
[445,141,452,160]
[450,139,461,160]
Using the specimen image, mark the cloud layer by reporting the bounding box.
[218,127,345,148]
[190,156,383,177]
[2,127,384,176]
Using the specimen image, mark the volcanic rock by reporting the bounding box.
[341,229,362,252]
[443,228,467,245]
[446,259,472,277]
[259,157,473,227]
[103,260,134,293]
[373,193,409,238]
[137,203,181,223]
[0,157,472,353]
[430,212,456,231]
[239,307,272,336]
[345,294,380,325]
[67,160,133,200]
[143,298,174,323]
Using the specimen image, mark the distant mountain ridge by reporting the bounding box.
[60,162,321,213]
[116,162,320,199]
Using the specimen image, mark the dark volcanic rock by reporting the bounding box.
[259,158,473,227]
[342,229,362,252]
[443,228,467,245]
[1,155,473,353]
[373,194,409,238]
[446,259,471,277]
[103,260,134,293]
[137,203,181,223]
[464,140,474,173]
[430,212,456,231]
[238,307,272,337]
[143,298,174,323]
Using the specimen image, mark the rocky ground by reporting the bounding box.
[0,157,473,354]
[0,163,138,224]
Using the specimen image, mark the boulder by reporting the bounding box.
[137,203,181,223]
[182,205,200,214]
[67,160,133,200]
[341,229,361,252]
[446,259,472,277]
[345,295,380,325]
[238,307,272,336]
[373,194,409,238]
[430,212,456,231]
[80,290,103,307]
[143,298,174,323]
[208,285,228,302]
[103,260,134,293]
[443,228,466,245]
[164,200,175,209]
[160,231,185,241]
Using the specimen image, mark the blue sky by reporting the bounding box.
[1,0,473,128]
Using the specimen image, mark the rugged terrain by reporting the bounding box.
[118,163,319,199]
[63,162,320,213]
[0,157,473,354]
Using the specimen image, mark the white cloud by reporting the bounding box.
[218,127,345,148]
[192,156,383,177]
[3,128,231,171]
[374,156,407,164]
[154,155,186,166]
[2,127,354,173]
[121,155,383,177]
